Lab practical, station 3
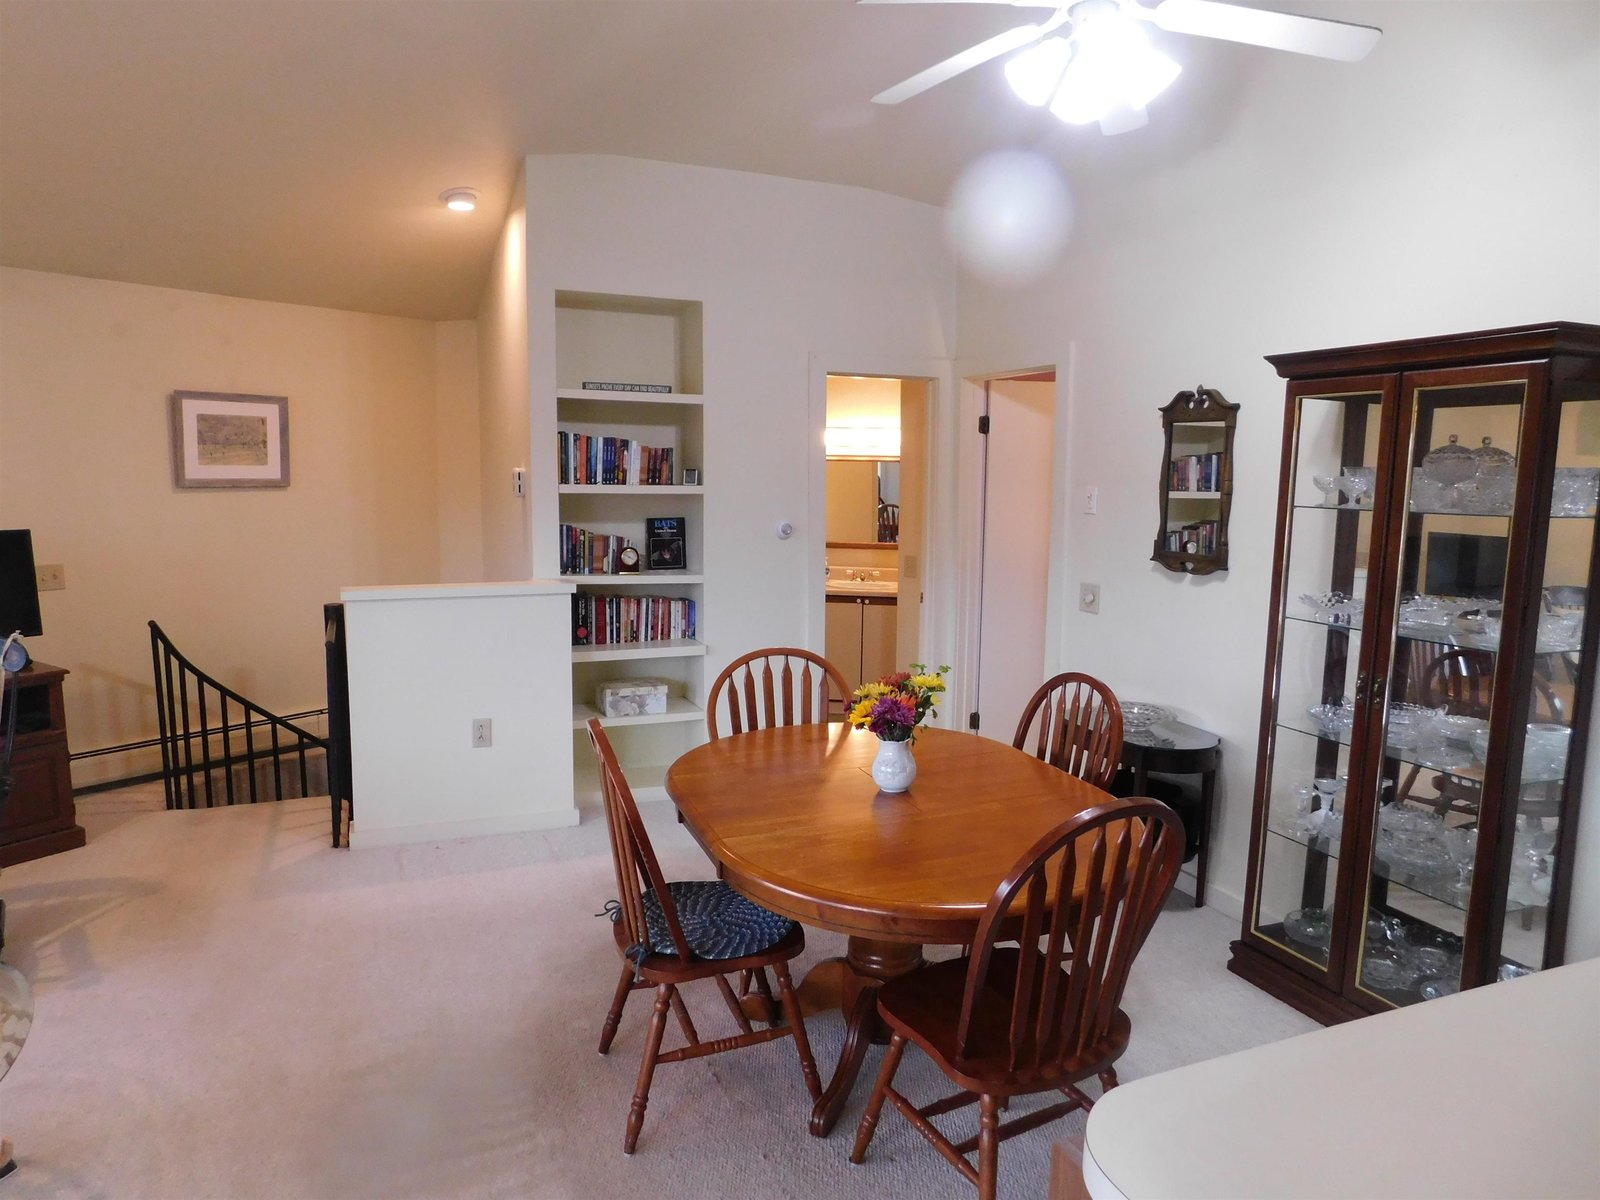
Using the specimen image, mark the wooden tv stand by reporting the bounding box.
[1,661,86,867]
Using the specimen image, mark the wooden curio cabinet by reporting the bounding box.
[1229,323,1600,1024]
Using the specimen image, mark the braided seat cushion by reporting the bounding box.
[640,880,796,960]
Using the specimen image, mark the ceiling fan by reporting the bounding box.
[863,0,1381,134]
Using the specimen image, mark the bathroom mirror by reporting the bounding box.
[826,458,899,546]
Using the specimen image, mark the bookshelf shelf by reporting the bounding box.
[557,388,704,407]
[571,698,703,730]
[571,638,706,663]
[563,571,705,586]
[558,484,704,496]
[1168,491,1223,500]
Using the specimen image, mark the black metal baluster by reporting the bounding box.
[220,694,235,805]
[245,708,258,803]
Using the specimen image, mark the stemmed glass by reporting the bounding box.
[1311,474,1343,507]
[1340,467,1375,509]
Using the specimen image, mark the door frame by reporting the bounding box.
[950,362,1065,737]
[807,355,952,709]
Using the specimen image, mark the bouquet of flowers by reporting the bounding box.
[847,663,950,743]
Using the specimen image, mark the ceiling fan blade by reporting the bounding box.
[872,23,1048,104]
[1150,0,1381,61]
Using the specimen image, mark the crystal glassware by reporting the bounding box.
[1311,474,1343,507]
[1339,466,1375,508]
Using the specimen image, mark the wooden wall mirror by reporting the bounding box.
[1153,386,1238,575]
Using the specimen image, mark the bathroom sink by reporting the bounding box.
[825,579,898,597]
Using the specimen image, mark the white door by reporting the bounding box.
[974,376,1056,744]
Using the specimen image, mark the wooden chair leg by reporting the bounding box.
[599,964,634,1055]
[977,1093,1001,1200]
[669,987,700,1045]
[850,1031,907,1164]
[751,966,779,1023]
[772,959,822,1102]
[625,985,672,1154]
[1098,1067,1118,1092]
[715,973,755,1035]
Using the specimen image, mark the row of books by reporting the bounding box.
[1162,520,1221,556]
[558,431,676,486]
[1170,452,1224,493]
[572,592,697,646]
[559,525,634,576]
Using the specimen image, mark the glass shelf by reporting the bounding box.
[1266,822,1479,915]
[1273,719,1566,787]
[1284,611,1581,656]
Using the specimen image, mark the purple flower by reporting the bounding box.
[869,694,918,738]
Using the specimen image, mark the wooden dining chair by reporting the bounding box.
[587,719,822,1153]
[705,647,851,997]
[706,647,852,739]
[850,798,1185,1200]
[1013,673,1125,791]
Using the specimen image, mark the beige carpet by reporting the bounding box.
[0,792,1315,1199]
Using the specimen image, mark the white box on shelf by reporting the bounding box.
[595,678,671,718]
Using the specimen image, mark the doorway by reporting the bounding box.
[822,375,931,692]
[972,371,1058,742]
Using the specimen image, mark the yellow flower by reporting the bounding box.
[908,674,945,692]
[848,698,876,727]
[854,681,893,701]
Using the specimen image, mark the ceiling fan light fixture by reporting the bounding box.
[1047,10,1181,127]
[440,188,478,213]
[1003,36,1073,107]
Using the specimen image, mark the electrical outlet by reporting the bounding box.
[36,563,66,591]
[513,468,526,497]
[1083,486,1100,515]
[1079,583,1101,615]
[471,718,493,748]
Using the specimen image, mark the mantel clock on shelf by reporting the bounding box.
[1153,385,1239,575]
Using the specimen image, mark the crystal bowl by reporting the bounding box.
[1121,702,1173,734]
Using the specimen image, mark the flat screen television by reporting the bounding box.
[0,529,43,638]
[1425,531,1508,601]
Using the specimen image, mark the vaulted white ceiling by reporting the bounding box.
[2,0,1356,320]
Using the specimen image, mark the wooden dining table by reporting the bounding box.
[664,722,1115,1136]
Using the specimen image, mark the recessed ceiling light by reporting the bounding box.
[440,188,478,213]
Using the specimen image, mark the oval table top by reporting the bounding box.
[664,723,1115,944]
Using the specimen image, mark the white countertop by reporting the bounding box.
[1082,959,1600,1200]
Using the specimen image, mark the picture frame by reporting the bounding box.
[169,391,290,489]
[681,468,701,486]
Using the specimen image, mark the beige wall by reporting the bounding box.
[476,171,533,579]
[434,320,484,581]
[0,266,457,784]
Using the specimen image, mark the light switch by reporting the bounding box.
[1083,486,1100,515]
[1079,583,1100,615]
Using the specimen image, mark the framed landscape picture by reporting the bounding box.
[169,391,290,489]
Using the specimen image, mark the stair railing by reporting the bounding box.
[149,620,329,812]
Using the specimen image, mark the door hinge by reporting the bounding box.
[977,414,990,435]
[968,711,980,731]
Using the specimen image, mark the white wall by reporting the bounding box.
[341,581,576,846]
[521,156,957,681]
[0,267,464,783]
[955,1,1600,940]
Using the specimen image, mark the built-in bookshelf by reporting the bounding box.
[555,291,707,805]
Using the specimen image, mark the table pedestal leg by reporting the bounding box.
[806,936,925,1137]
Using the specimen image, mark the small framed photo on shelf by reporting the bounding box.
[681,468,701,486]
[647,517,686,570]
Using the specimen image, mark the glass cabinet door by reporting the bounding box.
[1345,367,1538,1009]
[1493,376,1599,979]
[1248,380,1392,978]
